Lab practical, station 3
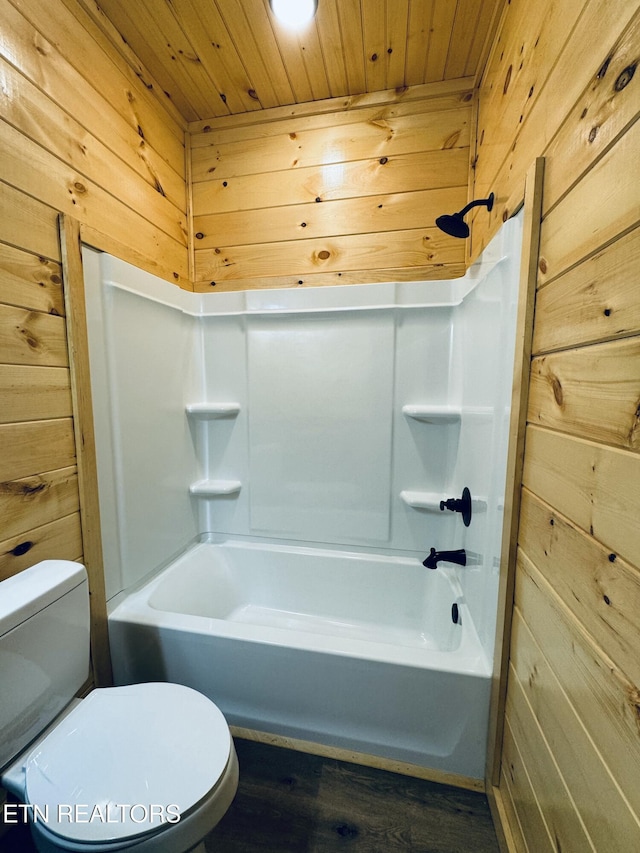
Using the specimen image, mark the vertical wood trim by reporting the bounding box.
[58,214,112,686]
[185,129,196,288]
[487,784,523,853]
[485,157,545,787]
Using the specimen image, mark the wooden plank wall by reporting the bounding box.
[188,80,474,291]
[0,0,187,680]
[473,0,640,849]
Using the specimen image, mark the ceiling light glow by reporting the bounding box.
[270,0,317,29]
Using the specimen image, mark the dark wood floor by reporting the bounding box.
[0,739,500,853]
[210,740,499,853]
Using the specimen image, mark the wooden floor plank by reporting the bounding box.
[206,740,500,853]
[0,740,500,852]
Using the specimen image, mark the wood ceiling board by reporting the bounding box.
[93,0,502,120]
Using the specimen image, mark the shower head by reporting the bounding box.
[435,213,471,238]
[435,193,495,239]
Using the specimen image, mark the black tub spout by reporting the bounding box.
[423,548,467,570]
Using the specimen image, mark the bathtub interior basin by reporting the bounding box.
[147,540,464,652]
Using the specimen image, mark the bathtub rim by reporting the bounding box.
[106,531,457,607]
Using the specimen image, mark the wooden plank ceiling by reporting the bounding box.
[90,0,501,121]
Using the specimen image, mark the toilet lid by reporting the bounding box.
[24,683,231,844]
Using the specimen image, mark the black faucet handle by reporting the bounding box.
[439,487,472,527]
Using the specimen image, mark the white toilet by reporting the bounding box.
[0,560,238,852]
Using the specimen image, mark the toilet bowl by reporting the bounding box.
[0,561,238,852]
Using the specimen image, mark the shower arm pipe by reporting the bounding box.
[456,194,495,218]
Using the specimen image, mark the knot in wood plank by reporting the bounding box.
[550,375,564,407]
[614,63,636,92]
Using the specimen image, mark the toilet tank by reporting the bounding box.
[0,561,90,771]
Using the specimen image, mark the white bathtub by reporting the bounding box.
[108,540,492,780]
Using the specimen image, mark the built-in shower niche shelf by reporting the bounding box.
[399,491,443,511]
[186,402,241,418]
[402,405,461,424]
[189,479,242,497]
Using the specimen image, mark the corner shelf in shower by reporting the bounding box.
[186,402,241,418]
[402,405,461,423]
[189,479,242,497]
[187,404,242,499]
[399,491,443,511]
[400,490,489,512]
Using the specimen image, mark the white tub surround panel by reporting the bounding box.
[86,213,522,656]
[83,249,201,599]
[247,312,395,542]
[451,214,523,661]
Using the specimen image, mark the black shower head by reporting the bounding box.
[435,213,470,238]
[435,193,495,239]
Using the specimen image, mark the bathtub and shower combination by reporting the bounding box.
[83,212,523,783]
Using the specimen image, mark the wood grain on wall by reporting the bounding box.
[189,80,473,291]
[475,0,640,848]
[0,0,188,683]
[2,5,637,840]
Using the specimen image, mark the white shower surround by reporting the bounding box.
[84,211,522,780]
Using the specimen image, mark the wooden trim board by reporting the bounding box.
[59,214,112,686]
[487,783,523,853]
[485,158,545,788]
